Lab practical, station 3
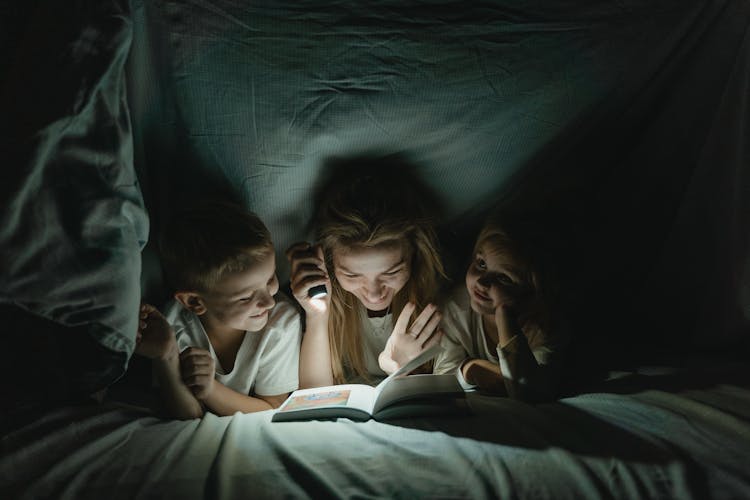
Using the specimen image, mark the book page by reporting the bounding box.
[276,384,377,415]
[373,374,462,414]
[371,343,461,413]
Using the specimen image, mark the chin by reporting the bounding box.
[245,314,270,332]
[362,299,391,312]
[469,298,493,317]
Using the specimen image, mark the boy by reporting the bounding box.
[136,201,301,419]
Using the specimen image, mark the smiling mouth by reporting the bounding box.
[472,289,491,302]
[250,310,269,319]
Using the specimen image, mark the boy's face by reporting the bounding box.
[465,242,523,317]
[197,251,279,334]
[333,242,410,312]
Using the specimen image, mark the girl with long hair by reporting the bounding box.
[288,169,446,387]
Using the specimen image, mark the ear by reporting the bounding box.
[174,291,207,315]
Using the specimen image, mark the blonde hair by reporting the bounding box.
[316,173,446,383]
[474,215,552,344]
[159,201,273,292]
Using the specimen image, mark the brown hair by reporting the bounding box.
[316,172,446,383]
[159,201,273,292]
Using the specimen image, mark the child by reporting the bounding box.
[135,201,301,419]
[433,214,566,402]
[287,169,446,387]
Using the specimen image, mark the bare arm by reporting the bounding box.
[179,347,288,414]
[152,353,205,419]
[287,242,334,388]
[461,358,506,395]
[299,314,334,388]
[136,304,204,419]
[494,304,556,402]
[201,382,288,414]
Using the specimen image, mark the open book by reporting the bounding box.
[272,344,464,422]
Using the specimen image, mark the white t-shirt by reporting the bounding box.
[340,311,392,385]
[360,312,392,381]
[434,287,564,401]
[164,293,301,396]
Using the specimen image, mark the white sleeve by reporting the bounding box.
[433,331,470,375]
[455,362,477,391]
[253,302,302,396]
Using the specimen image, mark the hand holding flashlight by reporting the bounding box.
[286,242,330,315]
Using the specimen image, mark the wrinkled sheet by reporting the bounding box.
[3,373,750,499]
[0,1,149,399]
[129,0,750,355]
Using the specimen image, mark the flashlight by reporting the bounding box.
[308,284,328,299]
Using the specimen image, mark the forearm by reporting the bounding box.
[497,336,554,402]
[299,314,334,388]
[494,307,552,401]
[462,358,506,394]
[202,381,274,415]
[152,354,204,419]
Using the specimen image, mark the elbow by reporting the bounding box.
[173,403,206,420]
[268,398,284,409]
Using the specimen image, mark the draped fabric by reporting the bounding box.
[0,0,748,411]
[128,0,750,373]
[1,1,147,415]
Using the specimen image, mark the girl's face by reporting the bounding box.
[465,241,526,317]
[332,242,411,312]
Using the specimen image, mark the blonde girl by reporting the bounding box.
[433,213,565,402]
[288,168,446,387]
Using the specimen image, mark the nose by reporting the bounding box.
[363,281,385,301]
[258,291,275,310]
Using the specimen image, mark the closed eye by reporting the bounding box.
[382,267,404,276]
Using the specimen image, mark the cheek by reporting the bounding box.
[213,304,239,322]
[465,268,477,290]
[335,276,358,294]
[229,303,253,319]
[388,273,409,294]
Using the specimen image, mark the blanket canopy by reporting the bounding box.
[1,0,749,412]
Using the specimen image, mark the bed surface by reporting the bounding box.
[2,1,750,498]
[4,365,749,499]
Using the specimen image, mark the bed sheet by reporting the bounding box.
[1,1,149,406]
[3,374,749,499]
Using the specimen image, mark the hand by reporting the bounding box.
[286,242,330,317]
[179,347,215,400]
[491,296,524,348]
[487,282,517,310]
[379,303,443,374]
[135,304,177,360]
